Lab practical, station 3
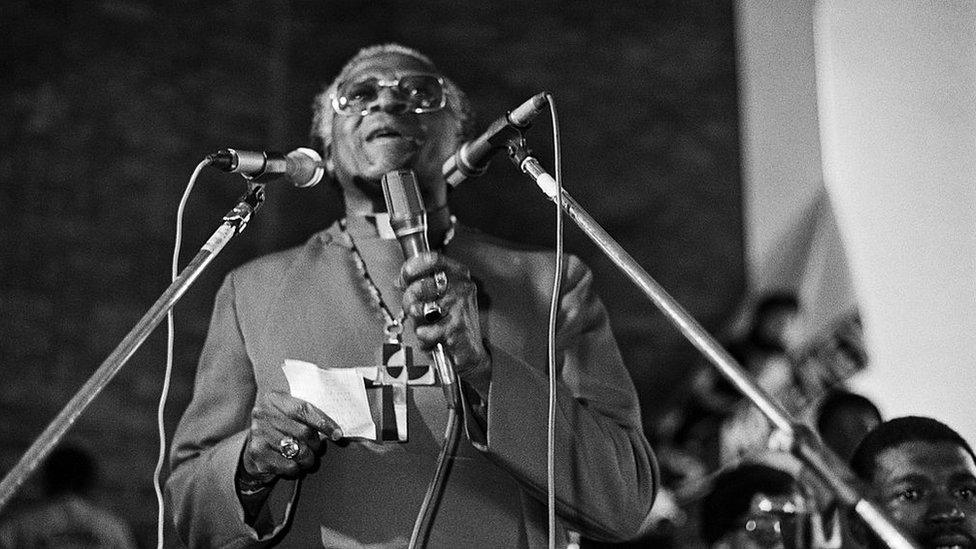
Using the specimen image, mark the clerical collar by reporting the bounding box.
[348,204,455,248]
[367,212,398,240]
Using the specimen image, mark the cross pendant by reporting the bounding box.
[361,342,438,442]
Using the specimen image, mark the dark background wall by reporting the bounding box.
[0,0,742,545]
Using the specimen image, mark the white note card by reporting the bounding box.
[281,359,376,439]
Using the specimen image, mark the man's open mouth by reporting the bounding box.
[369,128,400,139]
[367,127,417,142]
[927,532,973,549]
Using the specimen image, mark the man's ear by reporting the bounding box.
[308,134,334,179]
[323,143,335,177]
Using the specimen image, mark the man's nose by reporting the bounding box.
[926,497,966,525]
[367,87,409,115]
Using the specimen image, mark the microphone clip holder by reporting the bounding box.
[446,123,527,185]
[223,183,265,235]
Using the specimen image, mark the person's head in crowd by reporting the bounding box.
[816,389,883,462]
[748,292,801,354]
[701,463,810,549]
[41,444,97,498]
[823,313,868,373]
[850,416,976,549]
[311,43,475,213]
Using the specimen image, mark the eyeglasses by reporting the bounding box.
[740,494,808,549]
[331,74,447,116]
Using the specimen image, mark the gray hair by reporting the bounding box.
[310,43,475,153]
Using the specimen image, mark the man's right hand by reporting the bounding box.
[239,391,344,485]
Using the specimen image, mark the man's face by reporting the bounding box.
[821,404,882,461]
[872,441,976,549]
[329,52,462,208]
[714,492,809,549]
[756,306,801,351]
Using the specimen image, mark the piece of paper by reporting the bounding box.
[282,359,376,439]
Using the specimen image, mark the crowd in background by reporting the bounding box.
[591,292,974,549]
[1,288,970,549]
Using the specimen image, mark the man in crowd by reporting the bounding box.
[815,389,882,462]
[850,416,976,549]
[0,444,137,548]
[166,44,656,547]
[700,462,812,549]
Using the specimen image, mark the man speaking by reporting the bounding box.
[166,43,656,548]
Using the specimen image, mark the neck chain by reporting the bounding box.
[339,215,457,343]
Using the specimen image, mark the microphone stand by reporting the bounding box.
[0,183,267,512]
[505,142,920,549]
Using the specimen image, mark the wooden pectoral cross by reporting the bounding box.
[360,342,438,442]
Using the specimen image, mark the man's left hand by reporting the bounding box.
[400,251,491,391]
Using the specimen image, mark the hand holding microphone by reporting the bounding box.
[399,251,489,376]
[382,170,491,405]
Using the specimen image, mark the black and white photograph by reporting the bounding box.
[0,1,973,547]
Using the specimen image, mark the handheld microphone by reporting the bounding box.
[383,170,430,263]
[207,147,325,188]
[441,92,548,187]
[382,170,442,324]
[382,169,459,408]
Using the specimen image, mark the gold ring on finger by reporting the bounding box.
[278,436,301,460]
[422,301,443,323]
[434,271,448,296]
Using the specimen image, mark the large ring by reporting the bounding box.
[422,301,443,323]
[433,271,449,296]
[278,436,301,460]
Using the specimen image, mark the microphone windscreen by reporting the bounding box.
[382,170,425,220]
[508,92,549,127]
[286,148,325,188]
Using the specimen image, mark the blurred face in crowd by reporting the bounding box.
[755,306,802,352]
[329,51,463,209]
[871,441,976,549]
[820,402,883,462]
[714,492,809,549]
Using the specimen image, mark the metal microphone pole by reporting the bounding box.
[0,183,267,512]
[506,142,920,549]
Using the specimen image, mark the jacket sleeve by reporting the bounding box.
[465,255,658,542]
[165,274,297,548]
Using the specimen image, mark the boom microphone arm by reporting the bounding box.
[506,141,920,549]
